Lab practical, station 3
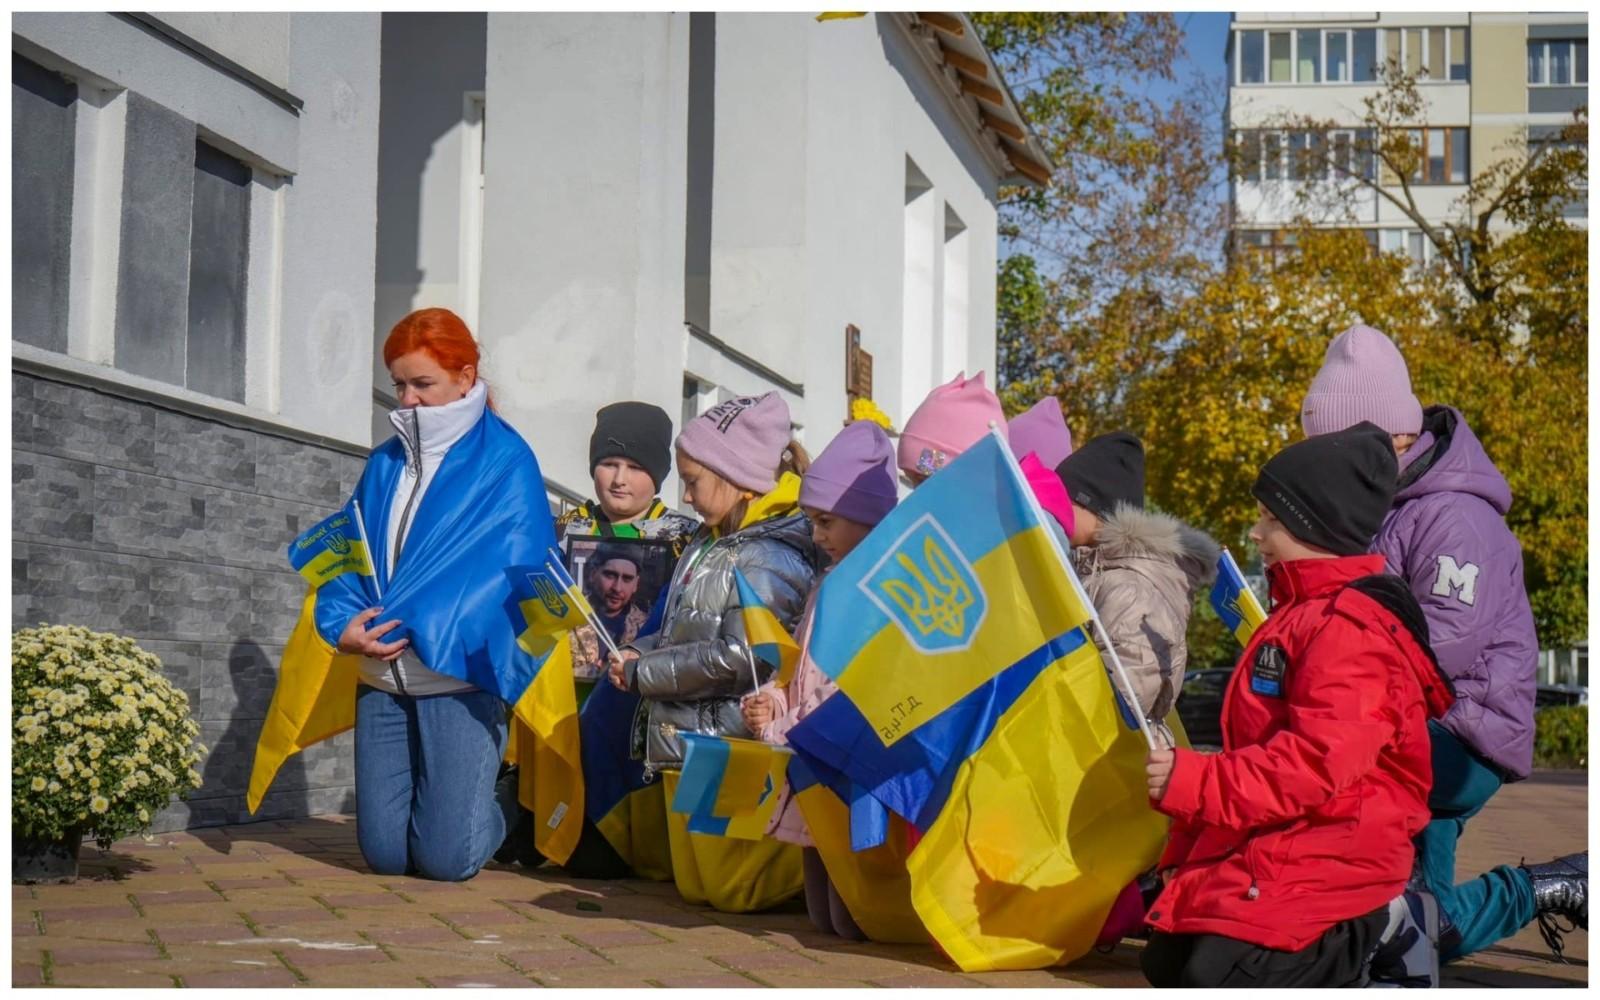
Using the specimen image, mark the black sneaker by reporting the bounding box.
[491,765,546,869]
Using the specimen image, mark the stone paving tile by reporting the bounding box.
[278,945,392,968]
[148,921,256,944]
[363,925,468,948]
[35,902,139,922]
[424,970,544,987]
[179,966,301,988]
[503,946,616,971]
[132,888,224,905]
[48,967,181,988]
[245,906,340,926]
[37,939,164,964]
[653,972,763,987]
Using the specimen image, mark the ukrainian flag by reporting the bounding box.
[513,556,593,657]
[1210,548,1267,646]
[248,407,566,835]
[670,733,790,840]
[805,430,1090,746]
[733,567,801,687]
[578,678,671,880]
[787,753,927,943]
[287,505,376,590]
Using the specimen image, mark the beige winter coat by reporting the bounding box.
[1072,503,1220,723]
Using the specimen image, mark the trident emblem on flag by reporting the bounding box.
[863,515,986,653]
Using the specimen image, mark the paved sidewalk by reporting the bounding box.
[11,772,1586,988]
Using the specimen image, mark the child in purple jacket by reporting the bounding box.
[1301,323,1586,959]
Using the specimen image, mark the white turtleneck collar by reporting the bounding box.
[389,379,488,470]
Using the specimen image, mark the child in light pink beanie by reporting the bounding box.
[1300,324,1423,439]
[896,371,1008,482]
[1008,395,1074,469]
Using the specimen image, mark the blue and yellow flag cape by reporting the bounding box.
[1210,547,1267,646]
[669,733,790,839]
[248,406,582,858]
[732,567,801,687]
[802,431,1088,746]
[786,432,1170,969]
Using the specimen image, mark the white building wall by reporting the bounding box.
[478,13,692,500]
[11,11,382,446]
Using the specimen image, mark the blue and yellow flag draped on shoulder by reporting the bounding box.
[1211,547,1267,646]
[248,406,580,857]
[786,430,1170,968]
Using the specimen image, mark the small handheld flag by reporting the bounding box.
[512,555,594,658]
[670,733,792,840]
[1210,548,1267,646]
[287,505,375,592]
[733,567,802,689]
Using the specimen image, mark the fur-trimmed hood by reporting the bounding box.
[1084,503,1221,594]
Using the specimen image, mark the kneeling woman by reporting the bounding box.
[608,392,820,912]
[333,307,556,881]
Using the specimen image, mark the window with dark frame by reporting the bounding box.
[12,53,78,354]
[186,139,251,403]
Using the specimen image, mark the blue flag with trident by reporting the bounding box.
[1210,548,1267,646]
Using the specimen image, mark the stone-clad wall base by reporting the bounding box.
[12,371,368,832]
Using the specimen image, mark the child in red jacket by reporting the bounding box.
[1141,423,1455,988]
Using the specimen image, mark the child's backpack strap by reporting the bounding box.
[1343,574,1456,699]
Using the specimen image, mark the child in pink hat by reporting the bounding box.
[896,371,1008,485]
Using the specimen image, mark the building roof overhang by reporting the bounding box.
[894,12,1056,189]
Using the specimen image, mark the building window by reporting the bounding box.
[1234,127,1380,184]
[1268,31,1292,83]
[1237,25,1467,86]
[1391,127,1468,186]
[1354,29,1378,81]
[1239,29,1264,84]
[114,94,255,403]
[1529,39,1585,86]
[12,53,78,354]
[1327,30,1350,83]
[1297,29,1321,83]
[186,140,251,402]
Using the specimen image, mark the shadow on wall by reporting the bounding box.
[188,640,354,829]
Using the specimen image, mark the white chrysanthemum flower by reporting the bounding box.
[89,795,109,814]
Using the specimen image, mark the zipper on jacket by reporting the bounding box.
[386,408,424,697]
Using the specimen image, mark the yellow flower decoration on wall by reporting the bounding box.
[850,397,895,433]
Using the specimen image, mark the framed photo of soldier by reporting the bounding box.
[562,534,676,681]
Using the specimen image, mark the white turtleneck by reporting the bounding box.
[359,380,488,697]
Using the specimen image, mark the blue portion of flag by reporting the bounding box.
[786,626,1090,831]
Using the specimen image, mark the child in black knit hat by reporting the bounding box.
[1140,423,1456,988]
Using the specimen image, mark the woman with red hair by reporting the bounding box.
[320,307,558,881]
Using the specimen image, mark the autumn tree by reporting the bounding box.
[976,13,1228,420]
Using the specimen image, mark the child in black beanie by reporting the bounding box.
[1139,423,1456,988]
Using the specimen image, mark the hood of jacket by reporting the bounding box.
[1394,406,1512,515]
[1085,503,1221,594]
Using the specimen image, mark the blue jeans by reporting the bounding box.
[354,684,513,881]
[1418,720,1535,960]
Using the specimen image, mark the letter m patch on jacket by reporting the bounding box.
[1430,556,1479,607]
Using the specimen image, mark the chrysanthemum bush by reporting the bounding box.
[13,625,206,849]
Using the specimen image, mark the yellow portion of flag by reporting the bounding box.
[247,591,362,814]
[816,11,867,20]
[792,784,928,943]
[660,769,806,912]
[593,781,673,882]
[844,523,1092,746]
[905,639,1169,972]
[516,573,592,657]
[505,633,585,865]
[295,541,373,588]
[713,738,790,817]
